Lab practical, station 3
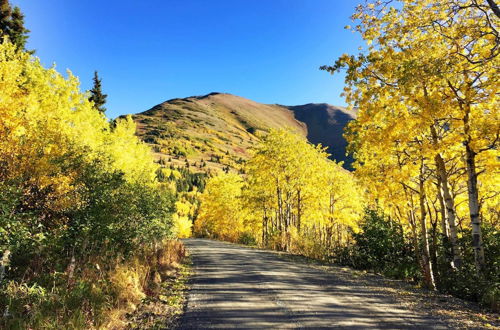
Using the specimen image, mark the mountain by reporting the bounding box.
[130,93,356,173]
[287,103,357,168]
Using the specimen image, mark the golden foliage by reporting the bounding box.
[173,215,193,238]
[324,0,499,284]
[195,173,247,242]
[195,129,365,255]
[0,41,158,217]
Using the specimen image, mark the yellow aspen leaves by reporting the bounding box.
[195,129,365,255]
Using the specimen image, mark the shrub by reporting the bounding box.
[337,209,419,280]
[238,232,257,246]
[1,240,187,329]
[435,224,499,310]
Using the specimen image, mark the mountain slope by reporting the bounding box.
[130,93,356,173]
[287,103,357,168]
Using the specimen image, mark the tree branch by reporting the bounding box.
[486,0,500,19]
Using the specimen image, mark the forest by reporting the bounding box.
[0,0,499,328]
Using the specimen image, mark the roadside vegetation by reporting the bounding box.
[0,38,192,328]
[0,2,191,327]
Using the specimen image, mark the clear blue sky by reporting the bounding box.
[14,0,364,119]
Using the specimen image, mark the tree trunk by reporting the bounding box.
[297,189,302,232]
[271,210,276,233]
[435,155,462,268]
[66,251,76,288]
[0,249,10,282]
[262,206,268,246]
[419,171,436,290]
[277,185,283,234]
[465,143,486,275]
[427,202,439,275]
[403,187,427,286]
[462,105,486,276]
[436,177,449,239]
[285,192,292,252]
[431,125,461,268]
[409,210,422,270]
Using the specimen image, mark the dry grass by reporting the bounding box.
[123,241,191,329]
[102,240,188,329]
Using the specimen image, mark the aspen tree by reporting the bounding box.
[324,0,499,277]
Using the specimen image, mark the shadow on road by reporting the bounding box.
[178,239,448,329]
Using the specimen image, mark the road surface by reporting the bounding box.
[179,239,449,329]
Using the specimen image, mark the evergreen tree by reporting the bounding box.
[89,71,107,115]
[0,0,31,52]
[10,6,29,50]
[0,0,12,37]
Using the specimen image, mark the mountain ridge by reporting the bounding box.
[129,92,356,173]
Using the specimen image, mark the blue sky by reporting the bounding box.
[14,0,364,119]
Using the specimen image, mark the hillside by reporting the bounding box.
[287,103,357,168]
[130,93,356,173]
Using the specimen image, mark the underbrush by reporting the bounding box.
[0,240,187,329]
[238,231,257,246]
[334,209,499,312]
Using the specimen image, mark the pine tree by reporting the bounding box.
[89,71,107,115]
[0,0,11,37]
[0,0,31,52]
[10,6,29,51]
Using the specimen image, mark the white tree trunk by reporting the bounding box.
[419,171,436,290]
[465,143,486,275]
[435,154,462,269]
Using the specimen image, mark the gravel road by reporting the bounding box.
[178,239,450,329]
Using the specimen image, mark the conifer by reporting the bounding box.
[0,0,31,52]
[89,71,107,115]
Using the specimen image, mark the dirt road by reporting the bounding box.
[179,239,450,329]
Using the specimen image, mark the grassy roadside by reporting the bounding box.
[124,254,192,329]
[0,240,193,329]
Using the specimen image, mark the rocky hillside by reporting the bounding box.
[130,93,356,173]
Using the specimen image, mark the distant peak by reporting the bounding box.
[292,102,337,108]
[288,103,349,111]
[158,92,229,105]
[191,92,231,100]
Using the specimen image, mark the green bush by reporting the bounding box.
[336,209,499,311]
[336,208,419,280]
[0,277,112,329]
[238,232,257,246]
[0,156,175,328]
[435,224,499,310]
